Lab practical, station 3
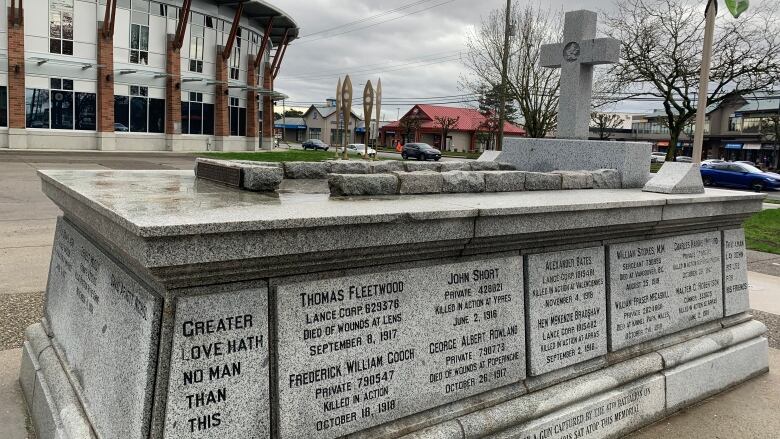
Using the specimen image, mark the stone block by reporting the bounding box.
[664,337,768,412]
[469,161,500,171]
[497,162,517,170]
[233,160,283,168]
[498,375,665,439]
[329,160,372,174]
[394,171,444,194]
[591,169,621,189]
[44,218,161,439]
[482,171,526,192]
[439,162,472,172]
[723,228,750,316]
[553,171,594,189]
[283,161,331,179]
[164,286,270,438]
[608,232,724,351]
[369,160,406,174]
[525,247,607,376]
[328,174,399,196]
[405,161,442,172]
[658,320,766,369]
[496,137,651,188]
[525,172,562,191]
[643,162,704,194]
[274,256,526,439]
[242,165,284,192]
[441,171,485,193]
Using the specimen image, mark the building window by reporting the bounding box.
[181,92,214,135]
[26,78,96,130]
[308,128,321,140]
[229,97,246,136]
[189,12,205,73]
[130,0,150,65]
[229,46,240,80]
[0,87,7,127]
[49,0,74,55]
[114,86,164,133]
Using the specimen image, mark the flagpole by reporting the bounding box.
[693,0,718,165]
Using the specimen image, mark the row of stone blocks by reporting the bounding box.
[194,158,623,194]
[19,317,768,439]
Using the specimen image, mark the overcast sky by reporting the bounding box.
[270,0,748,120]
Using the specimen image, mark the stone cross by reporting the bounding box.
[540,10,619,139]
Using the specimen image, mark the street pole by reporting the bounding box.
[692,0,717,165]
[496,0,511,151]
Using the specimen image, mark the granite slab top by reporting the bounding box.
[39,170,764,238]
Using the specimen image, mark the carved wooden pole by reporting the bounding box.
[374,78,382,160]
[362,81,374,160]
[335,77,342,159]
[341,76,353,160]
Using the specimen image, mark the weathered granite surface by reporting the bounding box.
[195,158,283,192]
[164,286,270,438]
[494,137,651,188]
[525,247,607,376]
[722,228,750,316]
[283,161,331,179]
[483,171,526,192]
[553,171,594,189]
[441,171,485,193]
[329,160,372,174]
[591,169,621,189]
[369,161,406,174]
[643,162,704,194]
[394,171,444,194]
[608,232,724,351]
[663,337,768,412]
[404,162,442,172]
[329,174,399,196]
[274,256,526,439]
[525,172,562,191]
[44,218,161,439]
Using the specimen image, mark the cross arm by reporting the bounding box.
[579,38,620,65]
[539,43,564,68]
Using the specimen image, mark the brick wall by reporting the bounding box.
[96,26,114,133]
[7,8,25,129]
[246,56,257,138]
[262,63,273,139]
[166,36,181,134]
[214,49,229,137]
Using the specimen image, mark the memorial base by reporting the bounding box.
[21,316,768,439]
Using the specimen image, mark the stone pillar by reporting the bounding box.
[165,35,182,151]
[7,6,26,149]
[96,24,115,150]
[245,56,258,151]
[261,63,274,150]
[214,47,229,150]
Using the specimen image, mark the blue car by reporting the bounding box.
[700,162,780,191]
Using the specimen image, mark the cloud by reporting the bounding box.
[272,0,751,119]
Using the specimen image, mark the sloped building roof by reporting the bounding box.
[382,104,525,135]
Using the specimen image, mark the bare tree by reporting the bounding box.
[761,113,780,169]
[601,0,780,160]
[433,116,460,150]
[590,112,624,140]
[398,116,422,144]
[462,2,561,138]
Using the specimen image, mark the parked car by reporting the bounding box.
[675,156,692,163]
[302,139,329,151]
[736,160,756,167]
[337,143,377,157]
[702,159,725,165]
[650,152,666,163]
[700,162,780,191]
[401,143,441,161]
[114,123,129,132]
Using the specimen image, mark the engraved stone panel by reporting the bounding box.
[503,375,665,439]
[164,287,270,438]
[609,232,723,351]
[722,229,749,316]
[45,217,162,439]
[274,256,525,439]
[526,247,607,376]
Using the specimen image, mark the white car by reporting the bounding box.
[650,152,666,163]
[337,143,377,157]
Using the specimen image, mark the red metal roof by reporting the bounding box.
[382,104,525,135]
